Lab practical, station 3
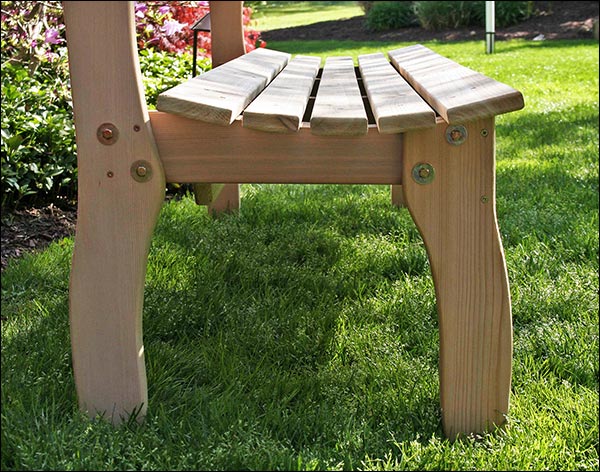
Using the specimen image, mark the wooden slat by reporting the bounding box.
[243,55,321,133]
[310,56,368,136]
[358,52,436,133]
[388,44,524,123]
[156,48,291,125]
[149,111,402,184]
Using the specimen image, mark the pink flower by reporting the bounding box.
[161,19,184,37]
[158,5,171,15]
[135,2,147,18]
[44,28,62,45]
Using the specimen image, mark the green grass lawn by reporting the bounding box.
[251,1,364,31]
[1,16,599,472]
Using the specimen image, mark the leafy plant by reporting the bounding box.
[1,57,77,209]
[496,1,533,27]
[1,1,263,211]
[412,1,532,31]
[366,1,418,32]
[135,1,265,58]
[412,1,483,30]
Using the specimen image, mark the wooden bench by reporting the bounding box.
[63,1,524,440]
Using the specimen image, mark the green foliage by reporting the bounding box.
[0,49,207,211]
[412,1,532,31]
[1,55,77,209]
[412,1,483,30]
[366,1,418,32]
[495,1,533,28]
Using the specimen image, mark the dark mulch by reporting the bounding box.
[1,1,598,272]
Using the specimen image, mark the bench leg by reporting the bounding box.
[64,1,166,423]
[391,184,405,208]
[402,118,513,440]
[193,183,240,215]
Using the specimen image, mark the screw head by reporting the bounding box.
[97,123,119,145]
[412,163,435,185]
[133,125,141,132]
[445,125,468,145]
[130,160,152,182]
[480,128,489,137]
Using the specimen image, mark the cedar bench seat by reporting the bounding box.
[156,45,523,136]
[63,0,525,441]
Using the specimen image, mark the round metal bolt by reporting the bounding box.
[481,195,489,203]
[135,165,148,177]
[412,163,435,185]
[130,160,152,182]
[418,167,431,179]
[97,123,119,145]
[445,125,468,145]
[106,171,114,178]
[133,125,141,132]
[480,128,489,137]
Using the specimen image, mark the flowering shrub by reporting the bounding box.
[1,1,67,73]
[135,1,265,58]
[1,1,263,210]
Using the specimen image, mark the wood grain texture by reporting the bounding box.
[310,56,368,136]
[243,55,321,133]
[64,1,166,423]
[195,1,248,214]
[156,48,290,125]
[389,44,524,123]
[402,118,512,440]
[358,52,436,133]
[150,111,402,184]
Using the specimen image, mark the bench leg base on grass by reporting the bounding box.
[64,1,166,424]
[403,118,513,440]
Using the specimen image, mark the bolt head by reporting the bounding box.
[101,128,113,140]
[412,163,435,185]
[445,125,468,145]
[450,129,463,141]
[136,165,147,177]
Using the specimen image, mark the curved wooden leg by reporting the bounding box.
[64,2,166,423]
[403,118,513,440]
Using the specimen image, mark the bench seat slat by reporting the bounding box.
[358,52,436,133]
[388,45,524,123]
[243,55,321,133]
[156,48,291,126]
[310,56,368,136]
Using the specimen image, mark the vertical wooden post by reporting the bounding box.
[63,1,165,423]
[193,1,246,214]
[402,118,513,440]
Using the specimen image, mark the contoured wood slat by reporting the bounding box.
[388,44,524,123]
[243,55,321,133]
[358,52,436,133]
[310,56,368,136]
[156,48,291,125]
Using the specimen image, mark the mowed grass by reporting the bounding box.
[251,1,364,31]
[1,33,598,472]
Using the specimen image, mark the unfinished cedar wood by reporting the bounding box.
[63,0,524,441]
[243,55,321,133]
[358,52,436,133]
